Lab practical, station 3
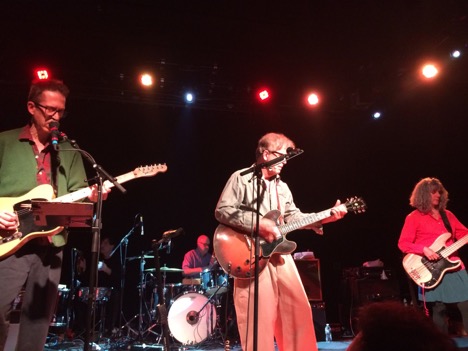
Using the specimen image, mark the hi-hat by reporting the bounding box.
[145,267,183,273]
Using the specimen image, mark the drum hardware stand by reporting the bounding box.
[140,270,166,340]
[205,282,230,344]
[149,228,184,350]
[150,240,171,350]
[110,216,141,339]
[121,252,157,342]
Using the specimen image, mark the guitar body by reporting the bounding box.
[0,163,167,260]
[403,233,461,289]
[214,210,298,279]
[213,224,268,279]
[0,184,63,259]
[214,197,366,279]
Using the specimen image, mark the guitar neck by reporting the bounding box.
[52,171,136,203]
[441,234,468,258]
[278,208,333,235]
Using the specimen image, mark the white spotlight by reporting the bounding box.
[372,111,382,119]
[185,92,195,103]
[450,50,461,58]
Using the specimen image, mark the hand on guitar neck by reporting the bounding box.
[258,200,347,242]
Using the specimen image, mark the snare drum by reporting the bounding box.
[168,292,216,345]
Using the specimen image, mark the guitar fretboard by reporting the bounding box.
[51,171,137,203]
[278,209,332,235]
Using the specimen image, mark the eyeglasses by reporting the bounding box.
[33,102,67,118]
[268,150,287,157]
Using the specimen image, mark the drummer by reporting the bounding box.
[182,234,216,290]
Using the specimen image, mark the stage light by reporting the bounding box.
[372,111,382,119]
[184,92,195,103]
[306,92,320,106]
[421,63,439,79]
[139,73,154,87]
[257,88,271,102]
[450,50,461,58]
[35,69,49,80]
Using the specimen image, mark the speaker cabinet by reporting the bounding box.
[342,272,400,334]
[311,301,326,341]
[350,278,400,306]
[294,259,322,301]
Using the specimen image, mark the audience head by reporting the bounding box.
[347,301,458,351]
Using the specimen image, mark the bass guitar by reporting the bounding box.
[213,196,366,279]
[403,232,468,289]
[0,164,167,259]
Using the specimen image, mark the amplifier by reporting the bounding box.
[294,259,322,301]
[311,301,326,341]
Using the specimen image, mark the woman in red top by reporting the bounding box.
[399,177,468,334]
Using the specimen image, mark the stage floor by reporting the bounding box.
[43,337,468,351]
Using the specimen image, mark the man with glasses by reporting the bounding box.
[0,78,109,350]
[214,132,347,351]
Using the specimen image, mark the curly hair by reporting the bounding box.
[409,177,449,213]
[255,132,295,159]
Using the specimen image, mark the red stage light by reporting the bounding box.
[258,89,270,102]
[35,69,49,80]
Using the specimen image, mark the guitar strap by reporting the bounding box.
[440,210,454,238]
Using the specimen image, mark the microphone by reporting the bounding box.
[49,121,61,151]
[162,227,185,241]
[139,215,144,236]
[286,147,304,156]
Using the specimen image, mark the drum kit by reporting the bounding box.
[43,254,234,349]
[122,255,233,347]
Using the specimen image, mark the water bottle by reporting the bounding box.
[325,323,332,342]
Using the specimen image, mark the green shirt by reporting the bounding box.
[0,126,89,246]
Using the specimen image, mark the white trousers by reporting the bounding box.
[234,254,317,351]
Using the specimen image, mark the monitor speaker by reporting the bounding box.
[294,259,322,301]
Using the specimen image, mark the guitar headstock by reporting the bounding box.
[133,164,168,178]
[345,196,366,214]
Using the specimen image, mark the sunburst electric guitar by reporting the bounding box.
[0,164,167,259]
[403,232,468,289]
[214,196,366,279]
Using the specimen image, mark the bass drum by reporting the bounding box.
[168,292,216,345]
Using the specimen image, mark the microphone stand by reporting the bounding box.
[151,238,172,351]
[60,138,127,350]
[110,223,137,336]
[239,149,303,351]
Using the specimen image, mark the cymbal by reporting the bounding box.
[127,255,154,261]
[145,267,183,273]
